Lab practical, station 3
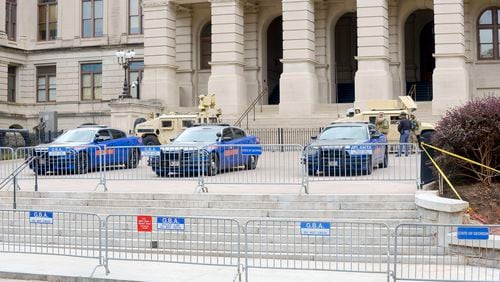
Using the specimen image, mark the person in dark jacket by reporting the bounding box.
[397,112,412,157]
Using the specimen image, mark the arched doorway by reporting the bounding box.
[405,10,434,101]
[266,16,282,105]
[333,13,357,103]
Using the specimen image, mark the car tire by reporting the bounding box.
[365,156,373,175]
[245,155,258,170]
[207,153,219,176]
[379,151,388,168]
[143,135,160,146]
[125,148,140,169]
[75,153,89,174]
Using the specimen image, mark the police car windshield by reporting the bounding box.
[319,126,368,140]
[54,129,97,143]
[173,127,220,142]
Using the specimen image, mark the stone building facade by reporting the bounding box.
[0,0,499,132]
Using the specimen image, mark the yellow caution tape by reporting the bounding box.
[421,142,500,174]
[420,144,463,200]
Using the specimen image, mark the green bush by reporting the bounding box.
[431,96,500,187]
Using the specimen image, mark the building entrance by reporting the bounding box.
[267,16,283,105]
[405,10,435,101]
[333,13,357,104]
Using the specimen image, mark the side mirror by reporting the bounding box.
[311,136,317,140]
[216,132,222,138]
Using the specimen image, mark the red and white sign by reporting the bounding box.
[137,215,153,232]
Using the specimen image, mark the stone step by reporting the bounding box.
[0,198,416,211]
[0,192,416,202]
[0,204,418,220]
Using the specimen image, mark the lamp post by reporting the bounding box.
[115,49,136,98]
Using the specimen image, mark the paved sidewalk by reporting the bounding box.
[0,253,388,282]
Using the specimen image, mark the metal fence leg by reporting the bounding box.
[90,219,109,277]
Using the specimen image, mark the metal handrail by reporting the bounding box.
[0,156,37,190]
[408,84,417,101]
[234,87,268,129]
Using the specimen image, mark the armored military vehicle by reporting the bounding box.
[135,94,222,145]
[333,96,434,143]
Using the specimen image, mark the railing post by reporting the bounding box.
[13,175,16,209]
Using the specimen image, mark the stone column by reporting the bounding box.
[432,0,470,115]
[315,0,329,104]
[355,0,393,109]
[141,0,179,107]
[244,4,260,104]
[208,0,246,116]
[176,7,194,106]
[0,0,6,40]
[279,0,318,115]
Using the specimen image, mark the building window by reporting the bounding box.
[129,0,143,35]
[81,63,102,100]
[478,7,500,60]
[82,0,103,38]
[129,60,143,99]
[7,66,16,102]
[200,23,211,70]
[5,0,17,41]
[37,66,56,102]
[38,0,58,41]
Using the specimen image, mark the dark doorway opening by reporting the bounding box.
[334,13,357,103]
[405,10,435,101]
[267,16,283,105]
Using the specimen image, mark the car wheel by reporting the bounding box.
[143,135,160,146]
[379,151,388,168]
[125,149,140,169]
[75,153,89,174]
[207,154,219,176]
[245,155,258,170]
[365,156,373,175]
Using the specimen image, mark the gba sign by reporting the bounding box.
[29,211,54,224]
[300,221,331,236]
[157,217,185,231]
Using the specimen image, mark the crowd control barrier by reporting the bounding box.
[0,210,106,274]
[104,215,242,280]
[0,147,14,181]
[393,224,500,281]
[244,220,391,281]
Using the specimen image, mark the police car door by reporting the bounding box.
[367,124,384,163]
[95,129,114,166]
[109,129,128,165]
[220,127,237,169]
[231,127,248,166]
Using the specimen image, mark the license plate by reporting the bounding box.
[328,161,338,167]
[169,161,180,167]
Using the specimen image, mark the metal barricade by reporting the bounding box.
[303,143,420,184]
[104,215,242,280]
[0,209,106,274]
[0,147,15,181]
[14,145,105,190]
[244,220,391,281]
[201,144,304,191]
[393,224,500,281]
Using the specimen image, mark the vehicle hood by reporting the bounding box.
[165,141,216,150]
[308,139,367,147]
[36,142,91,148]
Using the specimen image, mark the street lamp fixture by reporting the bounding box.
[116,49,136,99]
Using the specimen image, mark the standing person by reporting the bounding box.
[409,114,421,144]
[397,112,412,157]
[375,112,389,136]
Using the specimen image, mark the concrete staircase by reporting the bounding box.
[226,102,442,128]
[0,191,464,267]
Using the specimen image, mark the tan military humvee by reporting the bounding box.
[135,94,222,145]
[333,96,434,143]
